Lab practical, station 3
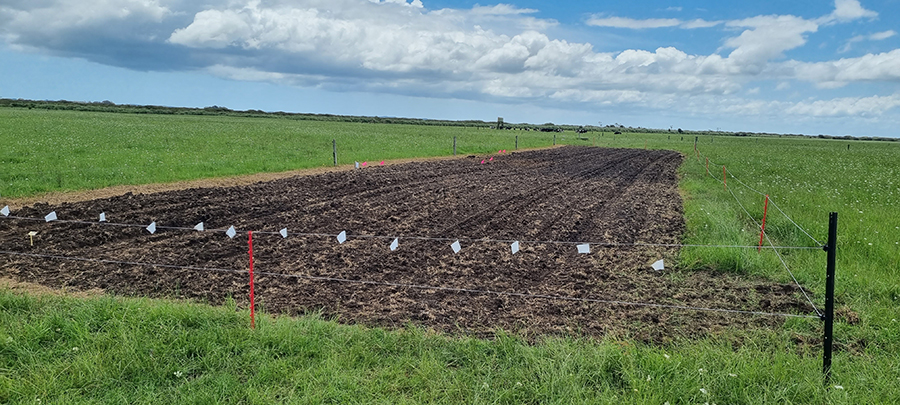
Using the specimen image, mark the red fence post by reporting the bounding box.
[758,195,770,252]
[248,231,256,329]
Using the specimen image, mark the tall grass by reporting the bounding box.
[2,109,899,403]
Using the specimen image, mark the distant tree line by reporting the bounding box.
[1,98,896,142]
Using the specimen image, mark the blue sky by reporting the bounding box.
[1,0,899,137]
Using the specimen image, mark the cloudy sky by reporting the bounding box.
[1,0,899,137]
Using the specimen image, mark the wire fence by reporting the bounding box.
[0,249,820,320]
[0,145,829,322]
[694,146,824,316]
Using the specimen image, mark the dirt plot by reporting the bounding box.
[0,146,812,342]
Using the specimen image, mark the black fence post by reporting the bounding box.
[332,139,337,166]
[823,212,838,383]
[453,136,457,156]
[553,133,556,145]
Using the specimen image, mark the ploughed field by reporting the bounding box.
[0,146,812,341]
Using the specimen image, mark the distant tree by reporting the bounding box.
[677,128,684,134]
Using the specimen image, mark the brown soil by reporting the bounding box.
[0,146,812,342]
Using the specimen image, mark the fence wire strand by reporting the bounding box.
[696,147,823,317]
[0,215,822,250]
[697,149,823,247]
[0,249,820,319]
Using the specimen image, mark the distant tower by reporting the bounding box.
[497,117,504,130]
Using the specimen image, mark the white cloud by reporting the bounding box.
[1,0,899,126]
[826,0,878,22]
[723,15,818,72]
[0,0,170,37]
[586,16,722,30]
[469,4,538,16]
[839,30,895,52]
[791,49,900,87]
[785,94,900,117]
[586,16,681,29]
[869,30,896,41]
[681,19,723,29]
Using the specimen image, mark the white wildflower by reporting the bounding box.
[174,371,183,378]
[646,375,652,381]
[663,354,670,359]
[834,385,844,390]
[71,347,79,352]
[728,373,737,377]
[700,388,708,394]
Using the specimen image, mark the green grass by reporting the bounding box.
[0,109,568,198]
[1,292,891,404]
[2,108,900,403]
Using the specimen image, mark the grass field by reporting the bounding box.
[2,108,899,403]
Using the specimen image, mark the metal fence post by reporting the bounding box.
[453,136,457,156]
[332,139,337,166]
[823,212,838,383]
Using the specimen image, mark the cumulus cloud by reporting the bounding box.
[825,0,878,22]
[723,15,818,72]
[0,0,898,123]
[790,49,900,87]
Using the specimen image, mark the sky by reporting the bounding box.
[1,0,899,137]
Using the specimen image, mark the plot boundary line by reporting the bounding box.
[0,249,820,320]
[0,215,822,251]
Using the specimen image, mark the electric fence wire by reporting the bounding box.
[696,149,823,247]
[0,214,823,251]
[695,148,823,316]
[0,249,821,320]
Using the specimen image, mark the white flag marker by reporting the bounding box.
[45,211,57,222]
[511,241,520,254]
[280,228,288,238]
[451,240,461,254]
[146,222,157,234]
[337,231,347,244]
[390,238,399,251]
[194,222,204,231]
[355,161,360,169]
[576,243,590,254]
[0,206,8,217]
[652,259,665,271]
[226,226,236,239]
[99,212,107,222]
